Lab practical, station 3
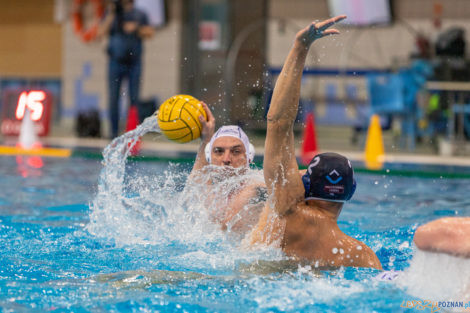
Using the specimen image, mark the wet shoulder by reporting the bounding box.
[287,202,326,224]
[347,239,382,270]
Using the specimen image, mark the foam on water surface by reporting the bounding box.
[86,116,282,270]
[77,117,470,312]
[397,249,470,302]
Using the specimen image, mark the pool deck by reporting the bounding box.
[3,123,469,168]
[40,136,470,167]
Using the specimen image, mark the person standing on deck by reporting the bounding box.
[98,0,155,138]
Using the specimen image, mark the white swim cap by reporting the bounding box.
[205,125,255,165]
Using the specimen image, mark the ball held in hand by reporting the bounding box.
[156,95,207,143]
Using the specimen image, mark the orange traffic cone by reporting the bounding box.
[126,105,141,155]
[364,114,385,170]
[301,113,318,165]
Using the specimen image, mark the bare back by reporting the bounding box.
[282,202,381,269]
[248,202,382,269]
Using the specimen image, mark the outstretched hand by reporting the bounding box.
[199,101,215,143]
[296,15,346,47]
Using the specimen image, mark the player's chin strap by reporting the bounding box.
[205,142,255,165]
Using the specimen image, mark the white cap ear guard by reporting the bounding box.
[247,143,255,163]
[204,125,255,165]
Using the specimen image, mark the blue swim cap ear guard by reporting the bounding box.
[302,152,356,203]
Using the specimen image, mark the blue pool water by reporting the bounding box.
[1,146,470,311]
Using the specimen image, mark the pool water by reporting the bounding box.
[1,138,470,311]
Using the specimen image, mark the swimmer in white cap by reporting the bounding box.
[245,16,382,269]
[188,102,266,235]
[191,102,255,171]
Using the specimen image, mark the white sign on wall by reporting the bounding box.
[135,0,167,28]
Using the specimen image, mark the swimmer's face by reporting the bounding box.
[211,137,247,168]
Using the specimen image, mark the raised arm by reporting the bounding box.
[190,102,216,174]
[264,16,346,215]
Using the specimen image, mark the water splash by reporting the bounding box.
[87,116,164,245]
[396,248,470,302]
[86,116,391,283]
[85,116,274,265]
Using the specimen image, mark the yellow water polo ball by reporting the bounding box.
[157,94,207,143]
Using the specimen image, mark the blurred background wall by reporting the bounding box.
[0,0,469,138]
[0,0,62,77]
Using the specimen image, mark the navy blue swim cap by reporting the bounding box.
[302,152,356,202]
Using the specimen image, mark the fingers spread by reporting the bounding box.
[322,29,340,36]
[317,15,346,31]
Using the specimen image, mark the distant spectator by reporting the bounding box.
[98,0,154,138]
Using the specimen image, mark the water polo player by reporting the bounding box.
[187,102,266,235]
[414,217,470,258]
[245,15,382,269]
